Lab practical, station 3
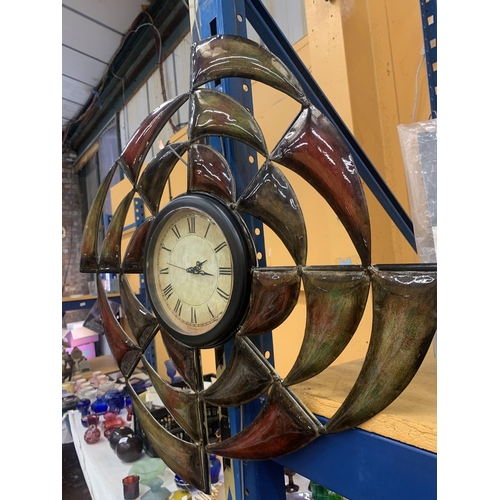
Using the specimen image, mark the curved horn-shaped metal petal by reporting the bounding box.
[119,274,158,348]
[188,143,236,203]
[207,383,319,460]
[324,264,437,434]
[200,336,273,407]
[284,266,370,387]
[239,267,300,337]
[270,106,371,267]
[97,276,140,377]
[142,356,202,443]
[122,217,153,273]
[189,89,267,156]
[136,142,189,215]
[236,162,307,265]
[160,327,203,391]
[99,190,135,272]
[80,162,119,272]
[120,93,189,185]
[191,34,308,105]
[127,382,210,493]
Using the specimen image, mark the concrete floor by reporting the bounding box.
[62,443,92,500]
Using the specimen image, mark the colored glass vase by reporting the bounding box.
[210,454,221,484]
[77,398,91,415]
[103,389,125,412]
[91,395,108,414]
[84,414,101,444]
[142,478,171,500]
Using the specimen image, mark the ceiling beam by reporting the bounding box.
[64,0,189,155]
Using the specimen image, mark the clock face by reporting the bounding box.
[144,194,254,348]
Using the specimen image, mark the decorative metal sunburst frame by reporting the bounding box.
[80,35,437,494]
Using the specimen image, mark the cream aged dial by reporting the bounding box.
[144,194,255,348]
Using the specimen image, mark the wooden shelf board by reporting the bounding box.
[73,355,120,379]
[292,351,436,453]
[62,293,120,302]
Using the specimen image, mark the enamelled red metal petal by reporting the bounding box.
[136,142,189,216]
[159,326,203,392]
[270,106,371,267]
[97,275,140,378]
[122,217,153,273]
[188,143,236,204]
[239,267,301,337]
[120,93,189,185]
[207,382,320,460]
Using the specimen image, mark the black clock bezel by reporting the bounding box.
[144,193,255,348]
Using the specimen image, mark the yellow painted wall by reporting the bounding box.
[110,1,429,379]
[339,0,430,264]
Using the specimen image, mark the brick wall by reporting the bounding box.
[62,158,89,323]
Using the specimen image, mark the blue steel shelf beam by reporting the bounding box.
[244,0,417,252]
[274,417,436,500]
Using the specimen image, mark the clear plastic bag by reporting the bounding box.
[398,119,437,356]
[397,119,437,263]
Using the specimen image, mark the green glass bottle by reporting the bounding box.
[310,481,345,500]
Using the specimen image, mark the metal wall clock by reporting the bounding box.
[80,34,437,494]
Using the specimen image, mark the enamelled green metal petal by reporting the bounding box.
[200,335,273,407]
[324,264,437,433]
[119,274,158,348]
[189,89,267,156]
[284,266,370,387]
[236,162,307,266]
[191,34,308,105]
[127,381,210,493]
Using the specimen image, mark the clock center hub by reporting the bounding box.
[169,234,218,306]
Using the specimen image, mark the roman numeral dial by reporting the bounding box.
[144,194,253,348]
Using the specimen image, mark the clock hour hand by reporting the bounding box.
[198,269,214,276]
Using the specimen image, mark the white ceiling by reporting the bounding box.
[62,0,150,131]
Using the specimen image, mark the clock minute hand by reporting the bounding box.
[168,263,190,272]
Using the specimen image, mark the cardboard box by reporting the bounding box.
[64,325,99,348]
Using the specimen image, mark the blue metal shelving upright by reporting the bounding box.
[419,0,437,117]
[191,1,436,499]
